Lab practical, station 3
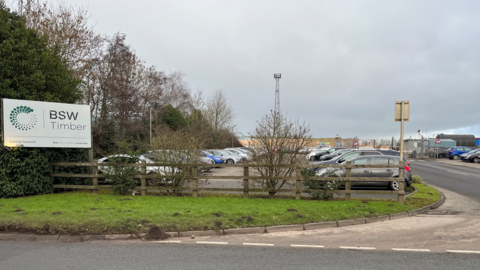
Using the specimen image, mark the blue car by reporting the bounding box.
[200,150,224,164]
[447,147,473,160]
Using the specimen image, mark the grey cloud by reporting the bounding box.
[68,0,480,139]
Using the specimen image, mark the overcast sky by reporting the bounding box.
[64,0,480,140]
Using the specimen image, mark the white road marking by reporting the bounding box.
[153,240,182,243]
[446,170,469,175]
[291,244,324,248]
[196,241,228,245]
[446,250,480,254]
[392,248,430,252]
[243,243,274,246]
[340,246,376,250]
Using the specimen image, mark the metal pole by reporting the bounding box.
[150,107,152,144]
[232,125,236,147]
[400,101,404,161]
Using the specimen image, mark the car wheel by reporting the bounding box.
[453,155,459,160]
[310,156,316,161]
[226,159,234,164]
[389,181,400,191]
[473,157,479,163]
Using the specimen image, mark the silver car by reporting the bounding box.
[207,149,244,164]
[315,155,412,190]
[224,148,251,160]
[97,154,177,176]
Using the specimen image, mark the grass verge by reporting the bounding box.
[0,184,440,235]
[405,183,442,208]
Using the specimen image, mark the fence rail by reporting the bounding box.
[51,161,406,203]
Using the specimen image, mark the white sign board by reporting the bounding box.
[2,99,91,148]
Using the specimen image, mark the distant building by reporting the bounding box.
[436,134,476,147]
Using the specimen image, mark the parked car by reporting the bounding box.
[200,150,225,164]
[299,147,314,154]
[311,149,410,171]
[224,148,251,160]
[427,147,449,158]
[306,147,332,161]
[461,149,480,163]
[447,147,473,160]
[207,149,244,164]
[97,154,176,177]
[315,155,412,190]
[319,148,352,161]
[312,147,347,161]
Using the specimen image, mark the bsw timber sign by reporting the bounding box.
[2,99,91,148]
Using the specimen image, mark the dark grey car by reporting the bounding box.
[315,155,412,190]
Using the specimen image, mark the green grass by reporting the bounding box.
[406,183,442,208]
[0,185,440,235]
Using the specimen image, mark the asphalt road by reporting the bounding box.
[1,241,480,270]
[410,159,480,203]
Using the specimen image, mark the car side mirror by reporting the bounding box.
[338,159,345,163]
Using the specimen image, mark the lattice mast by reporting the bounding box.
[274,73,281,115]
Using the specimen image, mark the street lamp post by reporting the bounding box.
[150,102,158,144]
[231,125,237,147]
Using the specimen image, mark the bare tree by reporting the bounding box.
[11,0,105,92]
[203,89,236,144]
[149,124,206,192]
[248,110,312,197]
[158,71,192,113]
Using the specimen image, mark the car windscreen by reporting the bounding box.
[331,151,353,161]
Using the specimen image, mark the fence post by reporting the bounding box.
[192,166,198,197]
[141,160,147,196]
[243,166,249,198]
[345,161,352,200]
[92,160,98,195]
[295,167,302,200]
[398,161,405,204]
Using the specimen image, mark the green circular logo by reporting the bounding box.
[10,106,37,130]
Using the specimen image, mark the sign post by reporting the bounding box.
[395,101,410,161]
[353,140,359,149]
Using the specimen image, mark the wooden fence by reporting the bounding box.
[51,161,406,203]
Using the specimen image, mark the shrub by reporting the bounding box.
[303,168,345,200]
[412,174,423,184]
[102,140,148,195]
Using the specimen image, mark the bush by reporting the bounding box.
[412,174,423,184]
[303,168,345,201]
[101,140,148,195]
[0,147,88,198]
